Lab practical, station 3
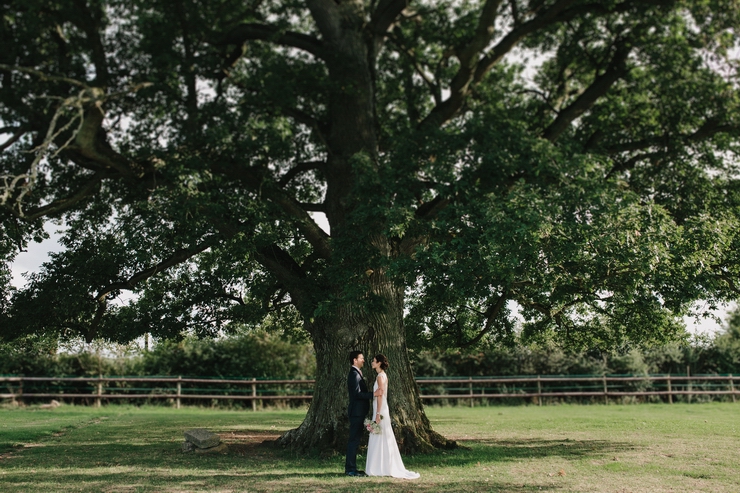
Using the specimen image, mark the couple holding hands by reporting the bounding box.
[345,351,420,479]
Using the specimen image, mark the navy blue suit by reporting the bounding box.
[345,366,373,473]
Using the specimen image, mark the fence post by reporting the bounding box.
[13,377,23,406]
[537,375,542,406]
[251,378,257,411]
[469,379,474,407]
[602,375,608,405]
[730,374,736,403]
[96,375,102,408]
[176,376,182,409]
[667,375,673,404]
[686,366,691,404]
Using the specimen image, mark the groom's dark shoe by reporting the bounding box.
[345,471,367,477]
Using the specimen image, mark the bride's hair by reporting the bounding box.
[374,354,389,371]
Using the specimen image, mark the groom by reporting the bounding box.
[345,350,374,477]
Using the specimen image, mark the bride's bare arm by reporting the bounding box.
[375,373,387,423]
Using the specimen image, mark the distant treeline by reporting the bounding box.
[423,313,740,377]
[2,320,739,379]
[0,331,316,379]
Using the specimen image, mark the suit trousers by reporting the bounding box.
[345,416,365,473]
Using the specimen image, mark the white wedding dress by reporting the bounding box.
[365,373,420,479]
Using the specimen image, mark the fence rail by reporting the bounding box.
[1,374,737,408]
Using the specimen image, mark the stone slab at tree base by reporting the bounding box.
[39,400,61,409]
[194,442,228,454]
[184,428,221,449]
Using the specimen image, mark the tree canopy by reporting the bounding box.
[2,0,740,452]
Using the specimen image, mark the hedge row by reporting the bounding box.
[2,323,738,380]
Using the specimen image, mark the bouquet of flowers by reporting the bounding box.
[364,415,383,435]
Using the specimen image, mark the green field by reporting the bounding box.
[0,403,738,492]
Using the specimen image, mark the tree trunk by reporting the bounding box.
[277,271,456,455]
[278,7,454,455]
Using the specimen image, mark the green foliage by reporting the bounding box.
[412,316,740,377]
[7,323,736,380]
[2,0,740,356]
[0,331,315,379]
[137,330,315,379]
[712,305,740,372]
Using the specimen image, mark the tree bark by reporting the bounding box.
[277,267,455,454]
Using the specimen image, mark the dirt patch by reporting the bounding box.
[218,431,281,457]
[219,431,281,443]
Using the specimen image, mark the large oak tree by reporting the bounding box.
[2,0,740,453]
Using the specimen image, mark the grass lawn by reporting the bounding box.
[0,402,738,492]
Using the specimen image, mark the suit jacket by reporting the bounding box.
[347,366,373,418]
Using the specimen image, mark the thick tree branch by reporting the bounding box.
[419,0,505,128]
[603,138,658,154]
[414,195,450,220]
[509,0,521,25]
[689,121,740,142]
[71,0,109,86]
[278,161,325,187]
[458,289,509,349]
[421,0,671,129]
[0,63,88,88]
[305,0,342,44]
[716,272,740,296]
[281,107,329,147]
[388,29,442,105]
[175,0,198,128]
[473,0,577,81]
[0,126,27,152]
[599,120,740,157]
[66,93,147,178]
[254,244,317,316]
[87,236,222,341]
[22,172,109,220]
[605,151,663,178]
[370,0,408,52]
[213,163,332,259]
[542,42,632,142]
[256,244,306,281]
[217,291,246,305]
[267,191,331,257]
[460,0,504,64]
[474,0,675,84]
[298,202,326,212]
[96,237,218,299]
[218,23,327,60]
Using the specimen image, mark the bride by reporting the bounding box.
[365,354,420,479]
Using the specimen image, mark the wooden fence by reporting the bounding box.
[1,374,737,408]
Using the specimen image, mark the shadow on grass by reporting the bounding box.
[0,467,565,493]
[0,438,618,492]
[2,433,637,467]
[0,419,633,492]
[409,438,639,466]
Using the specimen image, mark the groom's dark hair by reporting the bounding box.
[349,350,363,364]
